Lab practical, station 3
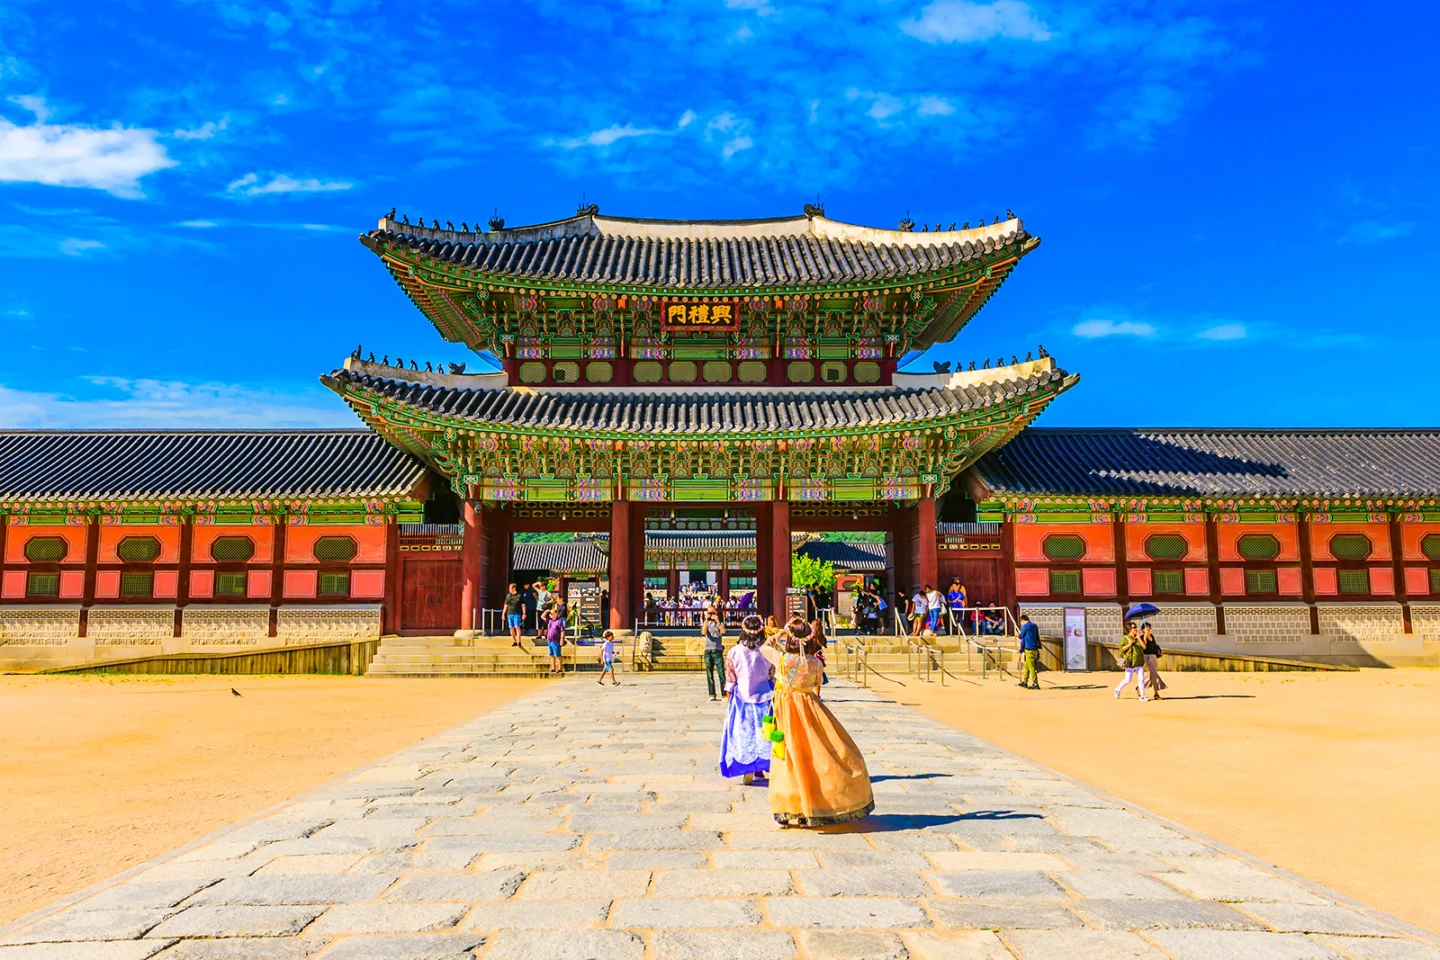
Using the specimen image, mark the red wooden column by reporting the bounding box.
[1205,512,1225,635]
[269,515,288,638]
[175,515,194,638]
[1298,512,1320,635]
[770,500,792,616]
[916,496,938,590]
[382,519,401,636]
[1389,513,1412,634]
[459,500,482,634]
[608,499,632,629]
[80,515,100,639]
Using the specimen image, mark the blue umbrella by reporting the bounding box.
[1125,602,1161,621]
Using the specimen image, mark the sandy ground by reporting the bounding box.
[0,674,544,925]
[865,666,1440,935]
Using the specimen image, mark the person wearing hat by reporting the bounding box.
[1017,613,1042,689]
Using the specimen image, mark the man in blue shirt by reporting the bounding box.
[946,579,967,634]
[1017,614,1041,689]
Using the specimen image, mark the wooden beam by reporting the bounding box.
[1390,513,1411,634]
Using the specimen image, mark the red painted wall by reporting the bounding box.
[1013,523,1115,563]
[284,525,387,564]
[5,526,88,565]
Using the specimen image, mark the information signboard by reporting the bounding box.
[1063,606,1088,671]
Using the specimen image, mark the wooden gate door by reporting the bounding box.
[401,558,462,632]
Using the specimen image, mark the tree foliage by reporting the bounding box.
[791,553,836,591]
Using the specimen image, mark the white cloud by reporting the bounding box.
[901,0,1052,44]
[58,238,105,256]
[172,117,229,141]
[1338,219,1415,245]
[225,172,354,197]
[722,135,753,158]
[0,378,353,429]
[179,219,219,228]
[867,94,905,121]
[726,0,775,15]
[677,110,697,129]
[0,97,177,198]
[916,96,956,117]
[1073,318,1157,338]
[1197,323,1246,341]
[558,124,660,149]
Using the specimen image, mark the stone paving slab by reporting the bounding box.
[2,676,1436,959]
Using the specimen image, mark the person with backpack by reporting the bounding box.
[1142,622,1167,700]
[1017,614,1041,689]
[1114,622,1149,701]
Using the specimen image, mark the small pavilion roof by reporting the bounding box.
[324,359,1076,437]
[970,428,1440,501]
[363,209,1034,290]
[0,430,429,505]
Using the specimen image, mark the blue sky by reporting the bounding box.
[0,0,1435,429]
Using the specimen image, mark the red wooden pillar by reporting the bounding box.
[609,499,631,629]
[269,515,288,638]
[916,496,938,590]
[175,515,193,638]
[769,500,792,616]
[80,515,99,639]
[1389,513,1412,634]
[459,500,482,634]
[1205,512,1225,635]
[1298,512,1320,634]
[1114,512,1130,610]
[383,519,401,636]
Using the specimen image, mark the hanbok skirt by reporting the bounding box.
[769,690,874,827]
[719,691,773,779]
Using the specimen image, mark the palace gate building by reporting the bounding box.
[3,206,1440,669]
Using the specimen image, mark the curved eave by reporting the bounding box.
[319,369,1077,445]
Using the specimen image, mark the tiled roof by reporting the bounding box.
[0,430,429,504]
[364,211,1033,289]
[797,539,888,571]
[325,364,1075,435]
[512,535,887,573]
[512,541,607,573]
[971,428,1440,500]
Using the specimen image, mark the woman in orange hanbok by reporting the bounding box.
[762,619,874,827]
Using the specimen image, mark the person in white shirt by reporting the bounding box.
[908,589,929,636]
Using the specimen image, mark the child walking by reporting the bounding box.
[597,629,620,686]
[719,615,774,785]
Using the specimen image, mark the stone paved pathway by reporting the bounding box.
[3,676,1436,960]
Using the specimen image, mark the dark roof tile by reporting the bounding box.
[0,430,428,504]
[972,428,1440,500]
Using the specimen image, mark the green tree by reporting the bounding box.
[791,553,836,591]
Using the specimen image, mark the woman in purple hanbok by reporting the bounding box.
[720,615,775,784]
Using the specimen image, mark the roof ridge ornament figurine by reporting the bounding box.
[898,213,914,232]
[488,209,505,232]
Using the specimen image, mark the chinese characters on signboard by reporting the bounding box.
[661,301,739,331]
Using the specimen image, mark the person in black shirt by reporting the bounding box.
[503,583,526,647]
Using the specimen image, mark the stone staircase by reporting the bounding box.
[366,635,601,678]
[364,633,1019,679]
